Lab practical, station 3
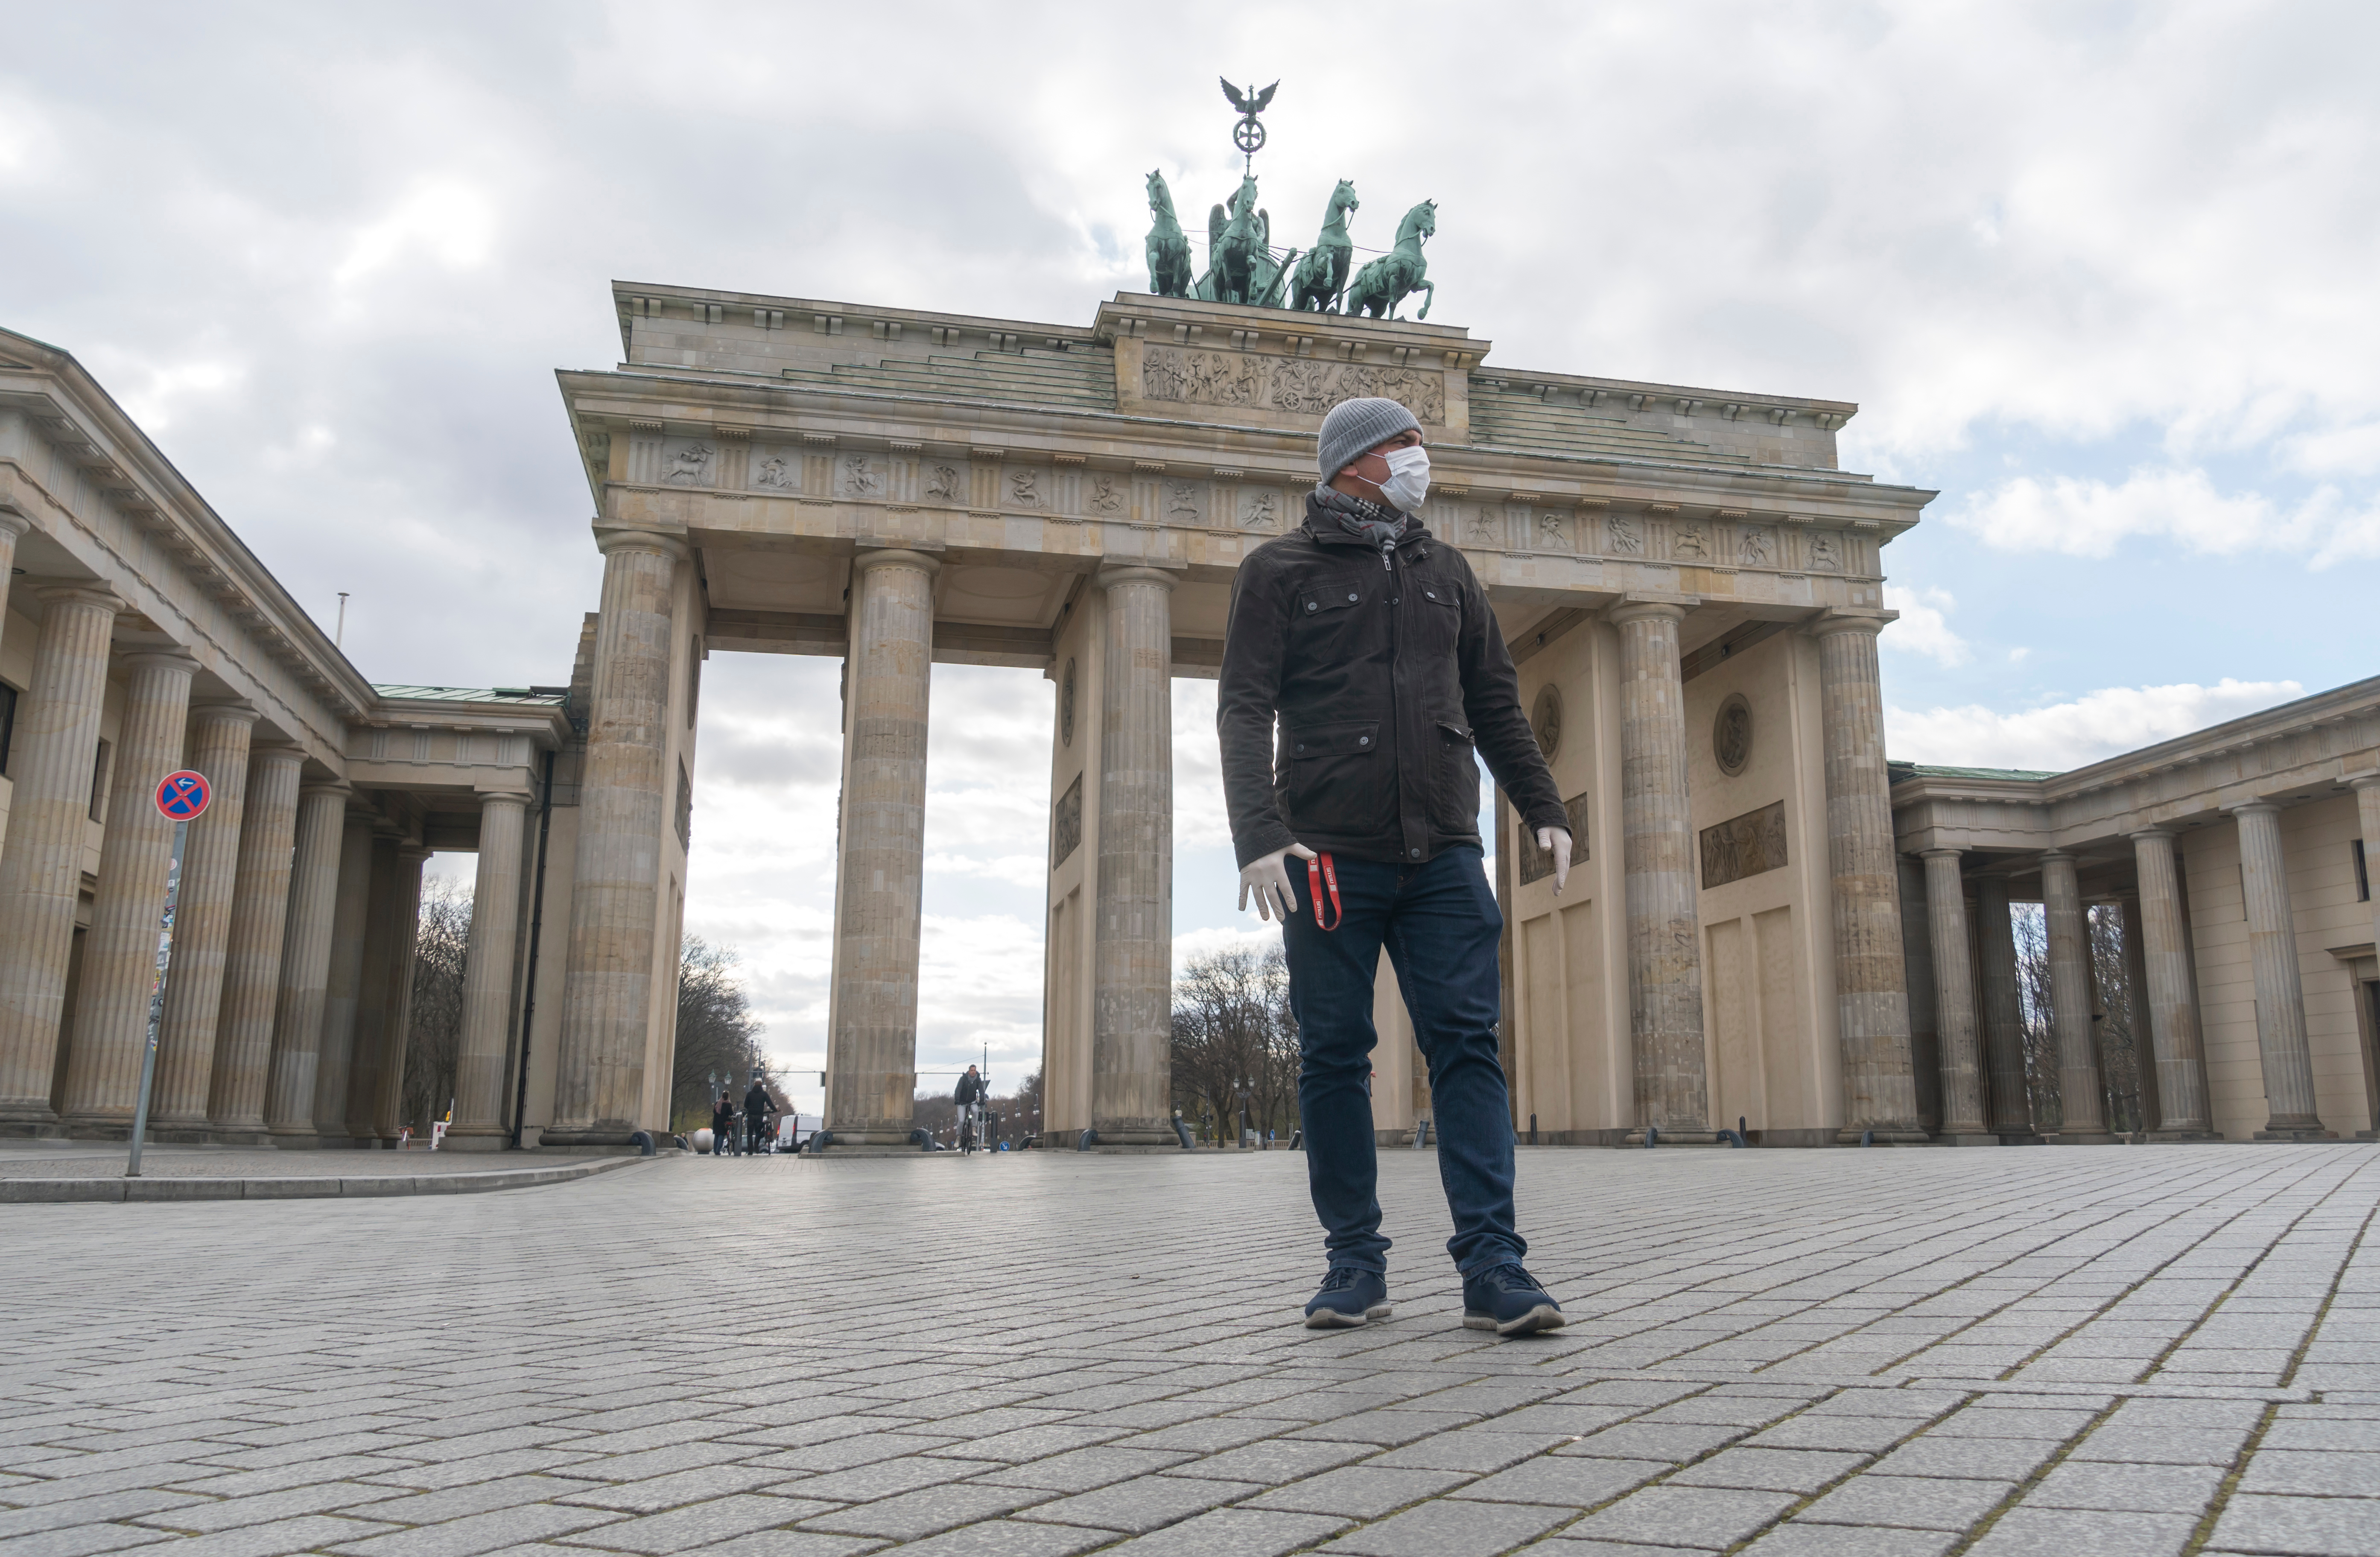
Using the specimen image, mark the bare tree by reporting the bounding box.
[672,935,770,1131]
[2012,900,2145,1133]
[1171,943,1300,1142]
[996,1069,1043,1143]
[2088,904,2145,1132]
[401,877,472,1133]
[2010,903,2060,1128]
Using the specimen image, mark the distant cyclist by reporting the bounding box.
[954,1066,987,1150]
[742,1078,772,1156]
[710,1090,736,1156]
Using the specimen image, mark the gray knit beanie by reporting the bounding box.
[1317,397,1422,480]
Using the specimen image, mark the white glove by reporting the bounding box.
[1238,841,1318,922]
[1537,827,1573,895]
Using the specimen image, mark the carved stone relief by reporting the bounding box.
[1714,693,1752,777]
[1532,685,1563,760]
[1674,523,1709,559]
[1700,800,1787,888]
[1467,508,1498,547]
[1060,659,1077,748]
[1140,347,1447,425]
[1517,793,1592,885]
[752,453,796,491]
[1808,532,1841,570]
[1008,469,1042,507]
[840,456,883,498]
[1536,511,1570,550]
[1740,526,1773,566]
[1051,773,1083,868]
[1241,490,1281,530]
[1166,481,1202,523]
[923,463,961,501]
[663,443,714,485]
[1608,514,1643,554]
[1088,474,1124,514]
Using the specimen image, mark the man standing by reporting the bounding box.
[742,1077,772,1156]
[1218,397,1575,1335]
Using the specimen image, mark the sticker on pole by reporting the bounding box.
[154,770,210,821]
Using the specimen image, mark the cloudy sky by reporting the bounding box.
[6,2,2374,1113]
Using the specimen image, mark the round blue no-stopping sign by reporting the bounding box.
[154,770,210,821]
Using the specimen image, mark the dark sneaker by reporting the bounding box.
[1462,1262,1565,1336]
[1303,1267,1391,1329]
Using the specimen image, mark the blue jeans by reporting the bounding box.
[1282,846,1525,1277]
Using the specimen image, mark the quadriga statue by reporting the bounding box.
[1288,179,1359,313]
[1144,170,1193,298]
[1345,199,1436,321]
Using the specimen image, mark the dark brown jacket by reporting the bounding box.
[1218,495,1567,869]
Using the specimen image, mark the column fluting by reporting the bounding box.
[60,648,197,1134]
[2038,850,2108,1137]
[825,548,935,1145]
[2119,891,2162,1133]
[343,830,403,1143]
[1092,565,1176,1146]
[1976,873,2032,1136]
[446,791,531,1148]
[0,511,28,630]
[1811,616,1924,1142]
[550,530,682,1147]
[1609,601,1712,1142]
[149,704,258,1134]
[368,844,432,1142]
[296,808,375,1142]
[2233,802,2326,1137]
[2129,829,2211,1135]
[207,745,305,1137]
[262,782,350,1139]
[0,585,125,1132]
[1922,849,1991,1136]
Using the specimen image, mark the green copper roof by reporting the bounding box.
[374,685,567,706]
[1888,760,2059,784]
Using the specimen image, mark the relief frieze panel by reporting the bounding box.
[1700,800,1787,889]
[1140,347,1446,426]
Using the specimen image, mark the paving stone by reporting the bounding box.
[2238,1448,2380,1496]
[2207,1491,2380,1557]
[1448,1455,1667,1508]
[0,1522,179,1557]
[872,1519,1110,1556]
[552,1464,790,1512]
[2025,1460,2225,1512]
[1368,1431,1571,1474]
[1869,1436,2062,1481]
[329,1502,628,1557]
[123,1482,404,1532]
[1795,1473,2014,1530]
[2068,1425,2253,1466]
[2264,1417,2380,1452]
[1966,1507,2199,1557]
[1317,1496,1570,1556]
[0,1489,210,1539]
[1013,1475,1262,1534]
[1740,1527,1957,1557]
[1245,1466,1474,1519]
[328,1475,603,1526]
[1552,1423,1742,1462]
[1159,1438,1373,1485]
[1092,1508,1353,1555]
[971,1447,1201,1494]
[775,1458,999,1503]
[795,1487,1053,1541]
[695,1537,890,1557]
[1288,1411,1481,1446]
[1562,1484,1797,1547]
[1667,1447,1864,1493]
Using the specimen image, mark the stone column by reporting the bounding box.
[1898,855,1942,1133]
[288,807,374,1143]
[1092,565,1176,1146]
[446,791,531,1149]
[206,745,304,1138]
[1811,616,1925,1142]
[260,782,349,1139]
[368,844,432,1142]
[549,530,682,1148]
[825,548,934,1145]
[1976,873,2033,1137]
[0,585,125,1133]
[2038,850,2110,1140]
[149,704,257,1137]
[1922,849,1993,1140]
[2118,891,2162,1133]
[343,830,403,1143]
[0,511,26,631]
[2130,829,2211,1136]
[2233,802,2329,1139]
[60,649,198,1135]
[2355,776,2380,1004]
[1609,601,1712,1142]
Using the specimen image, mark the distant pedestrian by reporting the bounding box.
[711,1091,736,1156]
[743,1079,772,1156]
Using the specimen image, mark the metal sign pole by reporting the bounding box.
[126,817,190,1179]
[128,768,211,1180]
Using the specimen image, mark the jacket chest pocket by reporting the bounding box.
[1410,579,1462,650]
[1282,719,1393,836]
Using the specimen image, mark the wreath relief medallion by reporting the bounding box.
[1714,692,1752,777]
[1060,659,1078,748]
[1531,685,1563,762]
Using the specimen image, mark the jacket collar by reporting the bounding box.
[1302,490,1435,549]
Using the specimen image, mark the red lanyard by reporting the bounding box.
[1306,852,1343,931]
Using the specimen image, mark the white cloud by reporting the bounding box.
[1173,922,1282,980]
[1948,467,2380,567]
[333,178,498,290]
[1880,584,1971,666]
[1886,678,2304,772]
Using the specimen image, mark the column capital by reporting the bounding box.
[2347,773,2380,793]
[2127,826,2174,841]
[33,581,128,615]
[477,786,535,808]
[1604,595,1691,627]
[397,843,437,865]
[2037,847,2076,862]
[1095,564,1179,592]
[0,508,31,541]
[1918,846,1964,862]
[297,778,352,801]
[115,646,200,676]
[2226,799,2283,817]
[1805,607,1896,640]
[850,546,941,578]
[593,525,689,561]
[189,701,261,728]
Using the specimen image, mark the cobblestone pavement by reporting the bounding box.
[5,1144,2377,1557]
[0,1146,558,1180]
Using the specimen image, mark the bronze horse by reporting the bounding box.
[1144,170,1192,298]
[1346,199,1436,321]
[1206,175,1270,307]
[1289,179,1359,313]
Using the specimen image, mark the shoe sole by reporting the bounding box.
[1303,1303,1394,1329]
[1463,1304,1566,1336]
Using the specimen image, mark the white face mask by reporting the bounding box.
[1373,444,1430,513]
